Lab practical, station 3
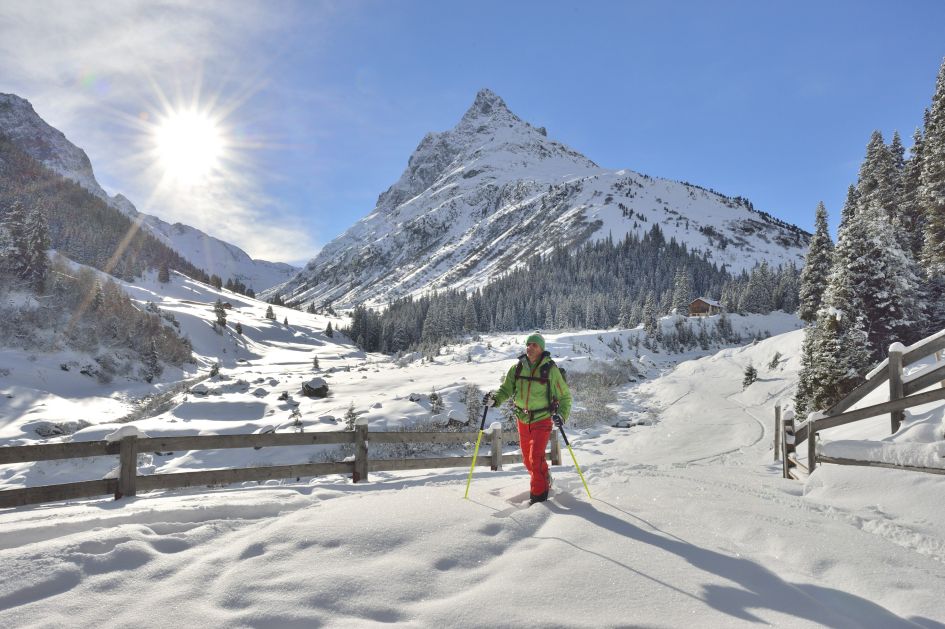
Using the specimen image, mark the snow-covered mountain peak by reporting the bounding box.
[276,89,810,309]
[458,88,517,126]
[374,89,597,215]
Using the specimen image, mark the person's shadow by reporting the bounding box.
[534,492,944,628]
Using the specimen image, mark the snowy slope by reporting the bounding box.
[1,316,944,626]
[0,93,298,291]
[274,89,810,308]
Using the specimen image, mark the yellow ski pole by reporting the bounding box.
[557,422,592,498]
[464,405,490,499]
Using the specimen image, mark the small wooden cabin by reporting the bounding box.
[688,297,723,317]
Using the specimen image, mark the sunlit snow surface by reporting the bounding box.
[1,272,943,627]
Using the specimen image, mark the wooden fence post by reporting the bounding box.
[490,425,502,471]
[117,435,138,499]
[808,418,817,474]
[888,345,905,433]
[353,420,368,483]
[550,430,561,466]
[781,412,796,479]
[773,404,781,462]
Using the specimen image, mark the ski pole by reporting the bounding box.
[464,405,490,499]
[557,422,592,498]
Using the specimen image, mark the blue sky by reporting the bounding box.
[2,1,944,265]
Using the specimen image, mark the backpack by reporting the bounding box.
[512,351,567,414]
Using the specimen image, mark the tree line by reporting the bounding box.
[344,223,800,354]
[794,58,945,416]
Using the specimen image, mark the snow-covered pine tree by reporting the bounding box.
[214,299,227,328]
[856,133,924,351]
[671,269,692,315]
[344,402,358,431]
[23,207,49,292]
[325,321,333,337]
[642,291,658,336]
[808,309,871,412]
[920,59,945,278]
[900,127,927,259]
[429,388,445,415]
[463,299,478,332]
[774,263,800,314]
[738,262,774,314]
[793,324,819,417]
[265,305,275,320]
[142,340,162,383]
[158,262,170,283]
[798,202,834,323]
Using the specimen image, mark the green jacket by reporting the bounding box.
[494,353,572,424]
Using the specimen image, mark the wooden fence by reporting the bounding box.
[778,329,945,479]
[0,421,561,509]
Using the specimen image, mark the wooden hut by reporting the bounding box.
[688,297,723,317]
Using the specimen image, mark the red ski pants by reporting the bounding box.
[517,418,552,496]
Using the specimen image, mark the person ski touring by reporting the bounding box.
[484,333,571,504]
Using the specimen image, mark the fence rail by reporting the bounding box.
[778,329,945,479]
[0,420,561,509]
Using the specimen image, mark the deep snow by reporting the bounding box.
[1,273,944,627]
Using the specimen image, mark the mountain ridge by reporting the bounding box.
[0,92,298,291]
[273,88,809,309]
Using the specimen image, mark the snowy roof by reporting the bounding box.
[690,297,721,307]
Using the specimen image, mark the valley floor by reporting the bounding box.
[2,328,944,628]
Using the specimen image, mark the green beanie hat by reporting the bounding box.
[525,333,545,351]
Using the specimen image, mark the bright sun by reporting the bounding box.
[153,109,224,183]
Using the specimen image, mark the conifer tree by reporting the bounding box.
[900,127,927,259]
[920,59,945,277]
[158,262,170,283]
[739,262,773,314]
[325,321,333,337]
[808,310,871,411]
[798,202,834,323]
[344,402,358,431]
[793,324,819,417]
[213,299,227,327]
[265,305,275,320]
[22,207,49,291]
[642,291,658,336]
[671,269,692,315]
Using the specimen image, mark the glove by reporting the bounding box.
[482,391,497,407]
[552,414,564,428]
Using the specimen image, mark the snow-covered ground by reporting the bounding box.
[1,274,944,627]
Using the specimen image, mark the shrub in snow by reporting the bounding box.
[743,363,758,388]
[461,383,484,425]
[344,402,358,431]
[429,389,445,415]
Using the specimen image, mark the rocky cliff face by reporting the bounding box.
[273,89,809,308]
[0,93,298,291]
